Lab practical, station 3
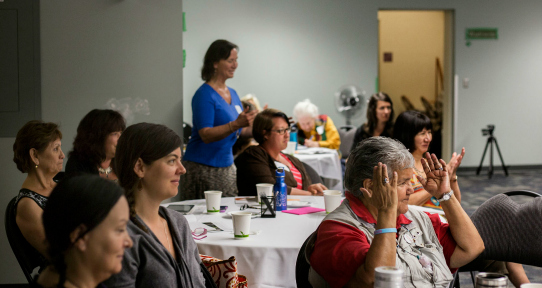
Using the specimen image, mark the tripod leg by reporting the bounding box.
[477,138,491,175]
[493,137,509,176]
[489,137,494,179]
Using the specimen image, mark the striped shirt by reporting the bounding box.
[281,153,303,189]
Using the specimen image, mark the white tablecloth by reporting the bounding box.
[293,148,343,191]
[166,196,327,288]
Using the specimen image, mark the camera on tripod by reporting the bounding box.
[481,124,495,136]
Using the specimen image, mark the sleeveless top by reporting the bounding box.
[15,188,48,209]
[306,199,453,288]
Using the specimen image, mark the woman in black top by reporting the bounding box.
[65,109,125,181]
[351,92,394,151]
[12,121,65,262]
[34,175,132,288]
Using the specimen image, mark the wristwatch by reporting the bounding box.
[437,190,454,202]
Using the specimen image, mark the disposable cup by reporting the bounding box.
[285,141,297,155]
[231,211,252,239]
[256,183,274,203]
[521,284,542,288]
[204,191,222,214]
[323,190,342,214]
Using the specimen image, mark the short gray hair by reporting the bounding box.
[345,136,414,199]
[293,99,319,121]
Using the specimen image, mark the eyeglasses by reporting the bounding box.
[270,128,291,135]
[240,204,260,210]
[192,228,207,240]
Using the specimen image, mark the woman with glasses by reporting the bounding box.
[235,109,327,196]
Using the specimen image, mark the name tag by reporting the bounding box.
[235,105,243,114]
[316,125,324,135]
[274,161,291,172]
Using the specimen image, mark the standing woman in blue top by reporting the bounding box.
[182,40,257,200]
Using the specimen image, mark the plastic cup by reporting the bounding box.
[256,183,274,203]
[323,190,342,214]
[231,211,252,239]
[285,141,297,155]
[204,191,222,214]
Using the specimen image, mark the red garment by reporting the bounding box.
[310,192,457,288]
[281,153,303,189]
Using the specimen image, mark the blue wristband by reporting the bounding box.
[374,228,397,235]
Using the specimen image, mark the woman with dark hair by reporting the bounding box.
[34,175,132,288]
[393,110,463,209]
[12,120,64,263]
[65,109,126,180]
[235,109,327,196]
[351,92,394,152]
[104,123,216,288]
[182,39,257,200]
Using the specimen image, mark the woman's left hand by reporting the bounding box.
[304,139,319,147]
[446,147,465,181]
[308,183,327,196]
[417,152,450,198]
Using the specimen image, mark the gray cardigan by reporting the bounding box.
[103,206,211,288]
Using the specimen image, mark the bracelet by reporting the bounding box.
[228,122,234,133]
[374,228,397,235]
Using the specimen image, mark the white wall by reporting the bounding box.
[0,0,183,284]
[183,0,542,167]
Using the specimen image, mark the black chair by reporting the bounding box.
[4,196,44,283]
[338,126,357,160]
[301,162,323,185]
[450,190,542,287]
[296,232,316,288]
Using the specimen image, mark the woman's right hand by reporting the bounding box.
[308,183,327,196]
[360,163,397,211]
[233,106,257,128]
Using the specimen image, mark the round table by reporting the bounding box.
[293,147,343,191]
[165,196,327,288]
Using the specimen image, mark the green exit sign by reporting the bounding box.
[466,28,498,40]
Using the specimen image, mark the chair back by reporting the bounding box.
[468,192,542,267]
[301,162,323,185]
[296,232,316,288]
[4,196,44,283]
[338,126,357,159]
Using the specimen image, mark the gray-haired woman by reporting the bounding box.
[307,137,484,287]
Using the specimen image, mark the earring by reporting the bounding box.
[35,165,38,169]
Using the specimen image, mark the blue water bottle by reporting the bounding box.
[274,168,287,211]
[290,126,298,150]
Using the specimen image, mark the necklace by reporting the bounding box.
[98,166,112,178]
[161,218,172,254]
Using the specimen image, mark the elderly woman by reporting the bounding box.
[34,175,133,288]
[104,123,216,288]
[65,109,126,180]
[308,137,484,287]
[235,109,327,196]
[351,92,394,151]
[293,99,341,150]
[182,39,257,199]
[12,121,64,263]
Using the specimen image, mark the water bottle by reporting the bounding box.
[274,168,287,211]
[289,126,298,150]
[374,267,403,288]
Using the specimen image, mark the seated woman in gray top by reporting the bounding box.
[12,121,65,263]
[104,123,216,288]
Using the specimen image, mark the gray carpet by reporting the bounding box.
[455,169,542,287]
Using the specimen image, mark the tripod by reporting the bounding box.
[476,127,508,179]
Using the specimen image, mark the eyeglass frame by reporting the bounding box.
[270,127,291,135]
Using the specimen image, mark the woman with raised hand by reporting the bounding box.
[104,123,216,288]
[182,39,257,200]
[12,121,64,264]
[34,175,132,288]
[65,109,126,181]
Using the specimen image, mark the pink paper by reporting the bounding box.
[282,207,326,215]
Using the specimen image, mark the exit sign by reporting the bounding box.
[466,28,498,40]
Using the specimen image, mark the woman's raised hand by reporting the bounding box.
[360,163,398,211]
[418,153,450,198]
[446,148,465,181]
[234,106,257,128]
